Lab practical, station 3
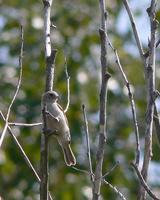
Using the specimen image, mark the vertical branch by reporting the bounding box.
[40,1,56,200]
[139,1,157,199]
[92,0,111,199]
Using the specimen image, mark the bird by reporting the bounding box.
[42,91,76,166]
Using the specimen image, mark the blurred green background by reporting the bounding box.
[0,0,160,199]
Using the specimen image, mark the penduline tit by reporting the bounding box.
[42,91,76,166]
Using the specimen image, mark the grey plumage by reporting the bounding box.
[42,91,76,166]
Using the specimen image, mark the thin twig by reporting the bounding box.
[103,179,127,200]
[131,162,160,200]
[64,58,70,113]
[122,0,145,65]
[8,122,42,127]
[72,166,92,176]
[82,104,94,182]
[72,165,126,200]
[0,26,23,147]
[102,161,119,179]
[106,35,140,165]
[0,111,40,182]
[0,111,53,200]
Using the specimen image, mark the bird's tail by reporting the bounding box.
[61,143,76,166]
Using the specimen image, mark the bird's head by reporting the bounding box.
[43,91,59,103]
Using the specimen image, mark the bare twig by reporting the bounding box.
[64,58,70,113]
[0,26,23,147]
[131,162,160,200]
[72,165,126,200]
[72,166,92,176]
[103,179,127,200]
[0,111,40,182]
[122,0,145,65]
[102,161,119,179]
[8,122,42,127]
[0,111,53,200]
[106,35,140,165]
[92,1,111,199]
[82,104,94,182]
[122,0,160,153]
[140,1,157,199]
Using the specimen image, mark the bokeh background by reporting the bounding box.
[0,0,160,199]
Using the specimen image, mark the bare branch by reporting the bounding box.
[0,25,23,148]
[122,0,145,65]
[82,104,94,182]
[40,1,55,200]
[92,1,111,199]
[106,35,140,165]
[102,161,119,179]
[131,162,160,200]
[72,166,92,176]
[64,58,70,113]
[8,122,42,127]
[72,163,125,200]
[43,0,57,92]
[140,1,157,199]
[0,111,40,182]
[0,111,53,200]
[103,179,127,200]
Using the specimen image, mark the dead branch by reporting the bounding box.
[131,162,160,200]
[0,25,23,147]
[8,122,42,127]
[92,0,111,199]
[106,35,140,165]
[140,1,157,199]
[122,0,145,65]
[82,104,94,182]
[103,179,127,200]
[40,0,56,199]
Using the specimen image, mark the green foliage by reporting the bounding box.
[0,0,160,199]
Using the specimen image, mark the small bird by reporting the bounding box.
[42,91,76,166]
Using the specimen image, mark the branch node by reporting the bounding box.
[47,49,57,64]
[153,90,160,101]
[104,72,111,81]
[146,7,151,16]
[104,10,108,20]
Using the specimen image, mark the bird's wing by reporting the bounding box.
[57,103,69,127]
